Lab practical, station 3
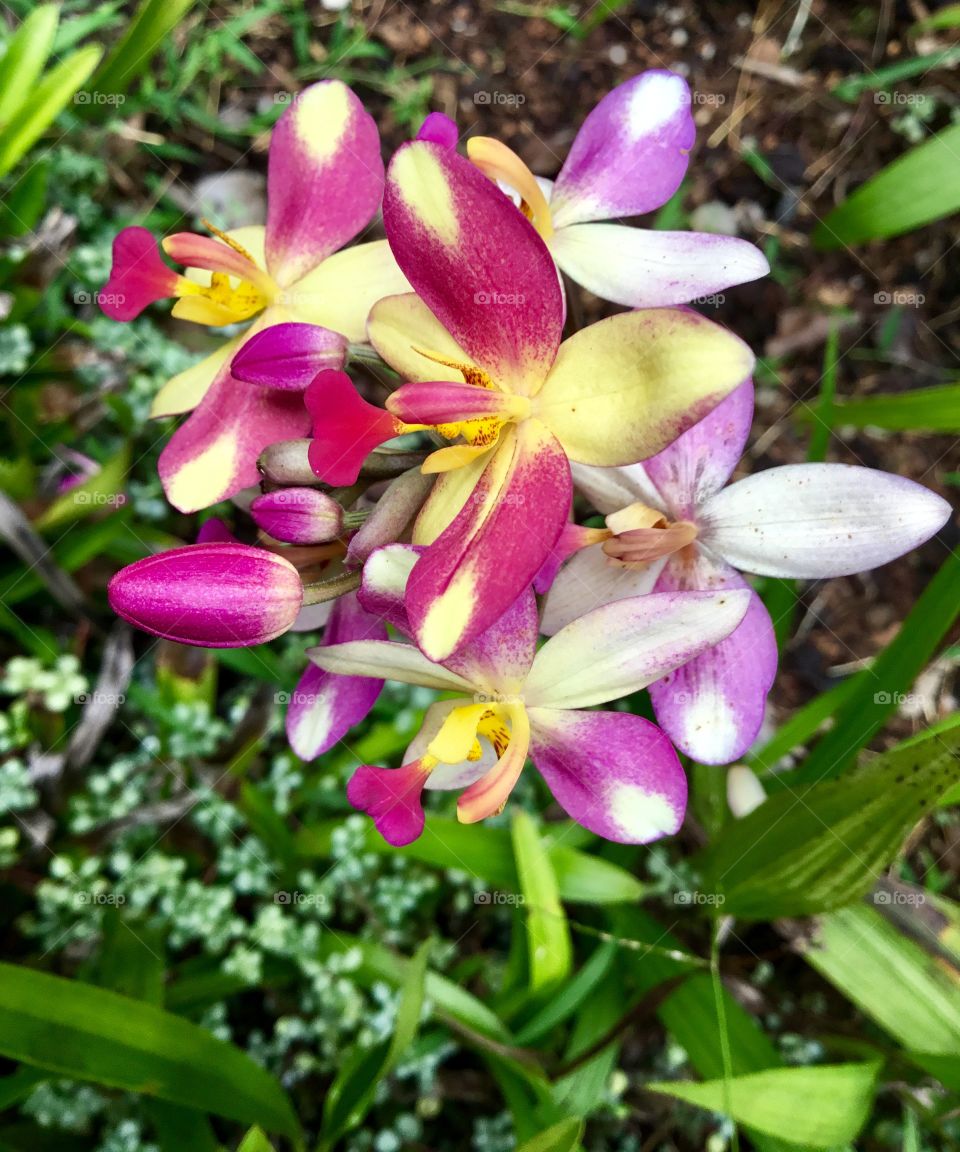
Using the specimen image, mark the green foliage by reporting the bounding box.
[815,123,960,247]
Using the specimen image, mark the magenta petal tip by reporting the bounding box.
[231,323,348,391]
[108,542,303,648]
[347,761,430,845]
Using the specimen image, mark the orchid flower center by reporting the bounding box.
[601,501,699,566]
[170,221,278,326]
[393,347,532,473]
[466,138,554,240]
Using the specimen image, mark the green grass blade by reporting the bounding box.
[511,810,572,993]
[814,122,960,248]
[0,44,102,179]
[90,0,198,99]
[796,383,960,433]
[0,5,59,128]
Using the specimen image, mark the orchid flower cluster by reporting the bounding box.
[103,74,950,847]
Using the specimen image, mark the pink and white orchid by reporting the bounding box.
[309,545,751,845]
[306,139,755,661]
[466,71,769,309]
[100,80,409,513]
[543,380,952,765]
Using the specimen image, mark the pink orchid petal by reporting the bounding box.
[550,224,769,307]
[528,708,686,842]
[524,588,751,710]
[231,323,348,390]
[550,70,694,228]
[648,550,777,765]
[162,232,272,291]
[540,543,665,635]
[286,591,386,760]
[347,760,430,846]
[417,112,458,148]
[266,81,385,286]
[445,586,540,692]
[101,226,182,321]
[383,141,563,392]
[305,369,401,487]
[387,379,517,424]
[700,463,952,578]
[108,543,302,647]
[158,362,312,514]
[533,522,609,594]
[644,378,755,517]
[250,488,343,545]
[405,421,571,661]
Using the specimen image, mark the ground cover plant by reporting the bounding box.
[1,2,959,1150]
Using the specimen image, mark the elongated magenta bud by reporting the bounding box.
[108,543,302,647]
[249,488,344,545]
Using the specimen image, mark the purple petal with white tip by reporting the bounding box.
[647,550,777,765]
[550,71,694,228]
[528,708,686,842]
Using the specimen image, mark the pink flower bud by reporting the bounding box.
[249,488,344,545]
[108,543,302,647]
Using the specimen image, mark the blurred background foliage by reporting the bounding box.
[0,1,959,1150]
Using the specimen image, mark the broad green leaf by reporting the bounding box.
[0,964,299,1139]
[798,905,960,1052]
[94,910,165,1004]
[33,446,131,531]
[516,1118,584,1152]
[796,384,960,434]
[815,123,960,248]
[908,1052,960,1090]
[511,811,572,992]
[778,548,960,787]
[748,676,859,774]
[0,45,103,179]
[0,1068,46,1110]
[0,5,59,127]
[914,4,960,30]
[388,939,429,1065]
[297,817,645,905]
[647,1062,879,1147]
[90,0,199,99]
[551,973,623,1121]
[702,726,960,919]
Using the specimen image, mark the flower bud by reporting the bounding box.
[108,543,302,647]
[250,488,344,545]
